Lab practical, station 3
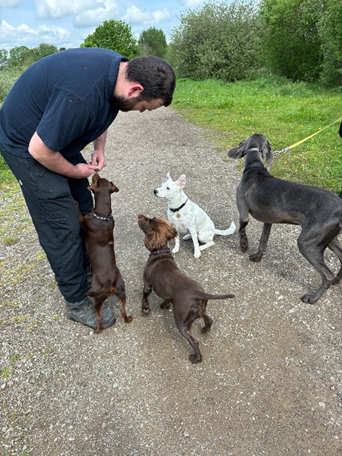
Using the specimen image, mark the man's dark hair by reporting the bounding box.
[126,56,176,107]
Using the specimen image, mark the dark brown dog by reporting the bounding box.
[138,214,235,363]
[80,173,132,333]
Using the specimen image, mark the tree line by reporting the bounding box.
[169,0,342,87]
[0,23,167,71]
[1,0,342,87]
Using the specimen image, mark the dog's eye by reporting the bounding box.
[166,187,170,190]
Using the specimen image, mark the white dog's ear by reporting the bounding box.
[166,171,171,180]
[177,175,186,188]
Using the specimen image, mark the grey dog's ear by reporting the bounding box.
[227,140,246,159]
[261,139,274,168]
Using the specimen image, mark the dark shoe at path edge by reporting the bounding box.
[65,296,116,329]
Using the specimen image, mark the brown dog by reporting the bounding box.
[138,214,235,363]
[80,173,132,333]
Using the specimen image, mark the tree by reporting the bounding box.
[81,19,139,58]
[319,0,342,86]
[0,49,8,62]
[8,46,33,68]
[138,27,167,58]
[8,43,58,69]
[169,1,262,82]
[259,0,324,82]
[35,43,58,60]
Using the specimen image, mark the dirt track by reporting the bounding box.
[1,108,341,455]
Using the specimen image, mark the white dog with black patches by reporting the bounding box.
[154,172,236,258]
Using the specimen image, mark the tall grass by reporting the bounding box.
[0,67,21,105]
[172,74,342,194]
[0,67,21,185]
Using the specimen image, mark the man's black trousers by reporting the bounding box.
[1,148,92,302]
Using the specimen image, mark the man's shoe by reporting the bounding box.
[65,296,116,329]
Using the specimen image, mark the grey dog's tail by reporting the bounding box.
[197,293,235,301]
[214,221,236,236]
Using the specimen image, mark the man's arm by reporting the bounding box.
[91,130,107,170]
[29,132,97,179]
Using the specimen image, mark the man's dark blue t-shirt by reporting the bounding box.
[0,47,128,159]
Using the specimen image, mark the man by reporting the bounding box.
[0,47,176,329]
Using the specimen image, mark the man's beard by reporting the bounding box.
[112,95,141,112]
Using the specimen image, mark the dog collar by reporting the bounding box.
[169,199,188,213]
[243,162,265,173]
[149,248,171,256]
[92,210,114,222]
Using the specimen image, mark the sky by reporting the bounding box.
[0,0,207,53]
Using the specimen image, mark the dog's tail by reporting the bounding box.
[87,279,116,300]
[196,293,235,301]
[214,221,236,236]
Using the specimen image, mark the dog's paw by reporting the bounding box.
[172,247,180,254]
[300,293,318,304]
[194,251,201,259]
[189,353,202,364]
[239,233,248,252]
[249,252,263,262]
[160,300,171,310]
[331,275,341,285]
[141,307,151,315]
[201,326,211,333]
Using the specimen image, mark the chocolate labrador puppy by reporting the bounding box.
[138,214,235,363]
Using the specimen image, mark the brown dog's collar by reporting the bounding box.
[149,248,171,256]
[92,210,114,222]
[169,199,188,213]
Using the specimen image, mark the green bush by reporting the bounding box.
[0,67,21,104]
[0,67,22,186]
[259,0,323,82]
[319,0,342,87]
[169,0,261,82]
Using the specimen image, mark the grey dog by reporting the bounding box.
[228,133,342,304]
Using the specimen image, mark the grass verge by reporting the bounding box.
[1,71,341,194]
[172,74,342,194]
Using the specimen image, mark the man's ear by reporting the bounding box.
[127,83,144,98]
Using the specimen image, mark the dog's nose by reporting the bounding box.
[153,189,158,195]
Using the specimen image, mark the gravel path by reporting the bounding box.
[1,108,341,456]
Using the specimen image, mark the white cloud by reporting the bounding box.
[33,0,120,28]
[151,8,171,22]
[73,0,120,28]
[0,19,71,49]
[33,0,103,20]
[181,0,205,8]
[123,5,170,25]
[0,0,22,6]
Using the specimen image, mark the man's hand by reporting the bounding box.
[73,163,98,178]
[91,131,108,171]
[90,150,106,171]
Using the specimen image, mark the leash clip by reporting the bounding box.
[273,148,286,156]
